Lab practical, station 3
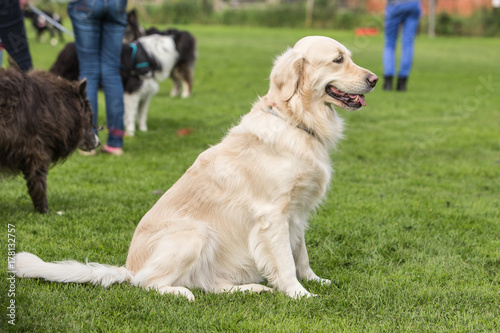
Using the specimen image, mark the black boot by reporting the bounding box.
[397,77,408,91]
[383,76,393,91]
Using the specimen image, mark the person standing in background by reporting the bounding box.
[68,0,128,155]
[383,0,421,91]
[0,0,33,72]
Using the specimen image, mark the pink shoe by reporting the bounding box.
[101,145,123,156]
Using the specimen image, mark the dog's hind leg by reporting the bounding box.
[179,64,193,98]
[124,93,140,137]
[180,79,191,99]
[169,69,182,98]
[49,27,58,46]
[58,28,64,43]
[214,283,274,295]
[147,285,195,301]
[129,219,219,301]
[22,163,49,213]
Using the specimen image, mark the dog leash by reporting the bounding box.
[28,4,74,38]
[263,104,315,137]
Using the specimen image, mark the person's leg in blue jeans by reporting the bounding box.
[383,5,402,82]
[100,1,127,148]
[383,1,421,91]
[383,4,403,91]
[68,0,102,130]
[68,0,127,152]
[399,2,421,79]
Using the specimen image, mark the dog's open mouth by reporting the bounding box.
[326,85,366,108]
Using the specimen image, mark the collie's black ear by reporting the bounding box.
[270,49,308,102]
[78,78,87,96]
[127,9,138,23]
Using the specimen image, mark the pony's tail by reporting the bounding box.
[12,252,133,287]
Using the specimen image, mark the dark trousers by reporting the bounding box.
[0,0,32,72]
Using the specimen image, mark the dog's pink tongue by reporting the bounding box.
[358,95,366,106]
[349,94,366,106]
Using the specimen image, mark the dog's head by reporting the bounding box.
[270,36,378,112]
[76,79,100,152]
[123,9,146,43]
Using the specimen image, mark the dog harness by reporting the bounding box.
[129,42,148,69]
[120,41,163,93]
[121,41,161,78]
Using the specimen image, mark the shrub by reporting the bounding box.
[424,9,500,37]
[219,3,306,28]
[145,0,205,25]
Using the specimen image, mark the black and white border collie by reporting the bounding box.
[50,29,197,136]
[145,28,197,99]
[121,34,179,136]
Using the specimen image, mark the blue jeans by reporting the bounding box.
[68,0,127,148]
[383,1,421,78]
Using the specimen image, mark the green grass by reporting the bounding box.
[1,24,500,332]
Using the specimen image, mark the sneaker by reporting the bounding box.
[101,145,123,156]
[78,149,97,156]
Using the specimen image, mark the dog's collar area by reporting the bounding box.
[121,42,162,77]
[130,42,148,69]
[263,104,315,137]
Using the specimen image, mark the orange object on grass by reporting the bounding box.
[176,128,193,137]
[354,28,379,36]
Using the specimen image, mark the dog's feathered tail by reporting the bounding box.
[12,252,133,287]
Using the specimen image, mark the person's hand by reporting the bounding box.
[19,0,29,11]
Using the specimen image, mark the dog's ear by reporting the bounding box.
[77,78,87,96]
[127,9,139,26]
[270,49,308,102]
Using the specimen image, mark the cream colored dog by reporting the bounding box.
[13,36,378,301]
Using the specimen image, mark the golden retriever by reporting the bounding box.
[13,36,378,300]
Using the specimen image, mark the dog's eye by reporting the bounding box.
[333,56,344,64]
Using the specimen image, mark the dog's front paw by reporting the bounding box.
[289,290,314,299]
[316,278,331,285]
[285,286,313,299]
[124,130,135,137]
[302,272,331,285]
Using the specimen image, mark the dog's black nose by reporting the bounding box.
[367,74,379,88]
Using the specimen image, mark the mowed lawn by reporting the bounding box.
[1,23,499,332]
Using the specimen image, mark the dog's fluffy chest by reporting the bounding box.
[219,123,333,223]
[234,111,333,214]
[288,156,331,216]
